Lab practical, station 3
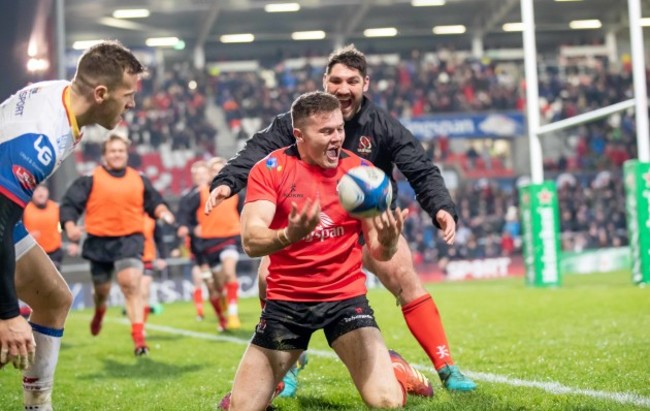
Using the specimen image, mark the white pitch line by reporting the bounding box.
[117,319,650,409]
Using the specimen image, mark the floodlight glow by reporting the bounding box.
[363,27,398,37]
[72,40,104,50]
[145,37,181,47]
[264,3,300,13]
[569,19,602,29]
[411,0,445,6]
[291,31,326,40]
[503,22,524,32]
[113,9,150,19]
[220,34,255,43]
[640,17,650,26]
[433,25,466,35]
[27,58,49,72]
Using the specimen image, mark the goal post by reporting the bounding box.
[519,0,649,286]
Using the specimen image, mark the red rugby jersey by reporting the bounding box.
[246,145,374,302]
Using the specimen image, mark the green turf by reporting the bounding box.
[1,271,648,410]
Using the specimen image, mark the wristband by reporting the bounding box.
[277,228,291,246]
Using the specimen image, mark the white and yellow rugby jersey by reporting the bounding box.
[0,80,81,207]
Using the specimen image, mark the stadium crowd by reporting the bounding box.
[71,49,640,264]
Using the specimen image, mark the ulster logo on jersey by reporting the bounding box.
[357,136,373,155]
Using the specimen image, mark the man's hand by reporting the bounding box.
[64,222,84,243]
[373,207,408,250]
[285,199,321,242]
[436,209,456,245]
[0,316,36,370]
[204,185,232,215]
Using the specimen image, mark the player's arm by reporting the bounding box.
[241,198,320,257]
[205,114,294,215]
[141,175,174,225]
[361,208,408,261]
[176,190,200,238]
[387,117,458,228]
[59,176,93,242]
[240,200,283,257]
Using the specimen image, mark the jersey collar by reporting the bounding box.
[62,85,81,141]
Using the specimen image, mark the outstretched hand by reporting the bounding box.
[285,198,321,242]
[372,207,408,249]
[204,185,231,215]
[0,316,36,370]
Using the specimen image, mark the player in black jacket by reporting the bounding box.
[206,45,476,394]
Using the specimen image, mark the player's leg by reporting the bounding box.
[332,328,405,408]
[191,263,205,320]
[256,255,309,398]
[220,244,240,329]
[227,345,299,411]
[325,296,405,408]
[88,261,113,336]
[204,254,227,331]
[191,239,206,320]
[224,298,307,410]
[14,227,72,410]
[362,235,476,391]
[114,258,147,355]
[140,264,154,323]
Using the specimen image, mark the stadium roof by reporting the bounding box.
[61,0,648,62]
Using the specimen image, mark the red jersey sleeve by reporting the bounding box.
[245,154,281,205]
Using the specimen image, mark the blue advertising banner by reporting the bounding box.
[401,111,526,140]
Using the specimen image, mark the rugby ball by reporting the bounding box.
[337,166,392,218]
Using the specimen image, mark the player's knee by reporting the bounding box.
[58,286,73,312]
[361,387,403,409]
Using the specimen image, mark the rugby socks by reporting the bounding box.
[402,294,455,370]
[143,306,151,323]
[23,323,62,410]
[226,281,239,316]
[90,305,107,336]
[193,288,204,318]
[131,323,146,348]
[209,296,225,319]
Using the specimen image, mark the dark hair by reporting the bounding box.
[74,40,145,90]
[291,91,341,128]
[325,44,367,78]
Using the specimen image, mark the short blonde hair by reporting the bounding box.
[101,134,131,154]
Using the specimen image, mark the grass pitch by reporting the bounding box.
[1,271,648,410]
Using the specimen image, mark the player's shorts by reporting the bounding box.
[46,248,63,271]
[189,236,207,266]
[82,233,144,263]
[201,235,240,269]
[12,220,37,260]
[251,294,378,351]
[90,258,144,285]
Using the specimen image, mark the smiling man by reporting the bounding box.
[221,91,430,411]
[60,134,174,357]
[206,45,475,396]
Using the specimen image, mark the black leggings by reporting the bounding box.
[0,194,24,319]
